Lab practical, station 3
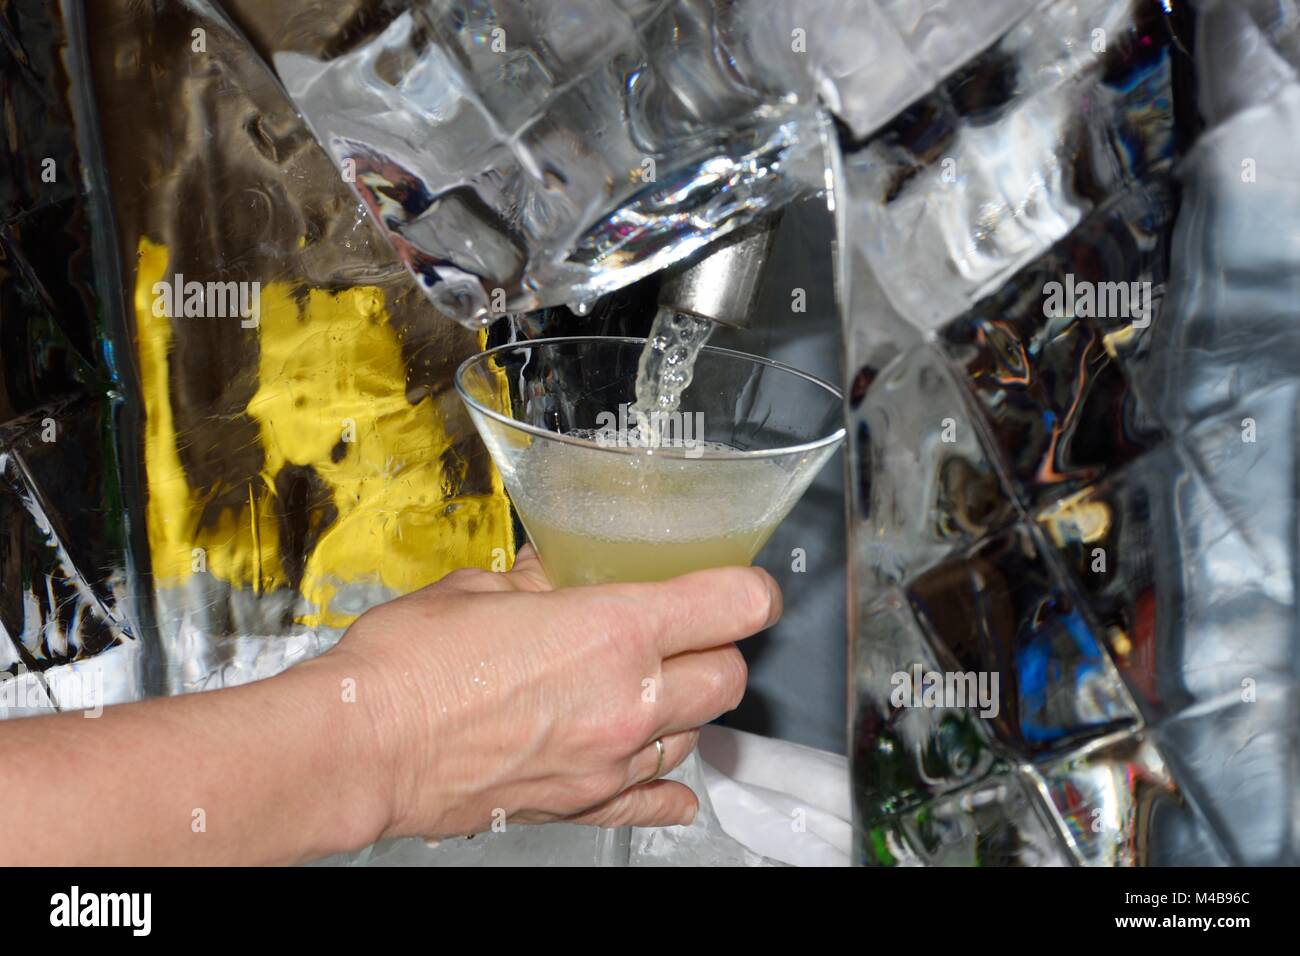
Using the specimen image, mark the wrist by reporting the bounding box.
[280,646,399,856]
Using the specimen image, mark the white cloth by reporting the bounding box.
[699,726,852,867]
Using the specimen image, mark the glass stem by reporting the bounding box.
[596,825,632,866]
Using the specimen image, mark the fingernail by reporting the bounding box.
[762,573,782,627]
[679,804,699,827]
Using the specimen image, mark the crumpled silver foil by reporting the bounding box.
[2,2,515,706]
[838,0,1300,866]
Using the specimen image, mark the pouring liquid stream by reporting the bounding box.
[628,308,716,444]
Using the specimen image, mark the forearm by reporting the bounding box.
[0,653,390,866]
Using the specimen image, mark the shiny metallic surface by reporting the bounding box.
[841,0,1300,865]
[87,0,514,694]
[657,218,781,329]
[0,0,143,711]
[2,0,515,720]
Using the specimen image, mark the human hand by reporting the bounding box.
[324,545,782,841]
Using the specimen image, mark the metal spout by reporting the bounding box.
[657,216,780,328]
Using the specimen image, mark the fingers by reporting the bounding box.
[625,728,699,788]
[606,566,783,658]
[566,780,699,829]
[425,545,553,595]
[653,646,748,735]
[507,542,553,592]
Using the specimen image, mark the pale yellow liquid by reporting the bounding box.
[523,513,782,587]
[508,435,794,587]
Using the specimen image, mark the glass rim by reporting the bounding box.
[454,335,846,461]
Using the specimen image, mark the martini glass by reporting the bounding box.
[455,336,844,865]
